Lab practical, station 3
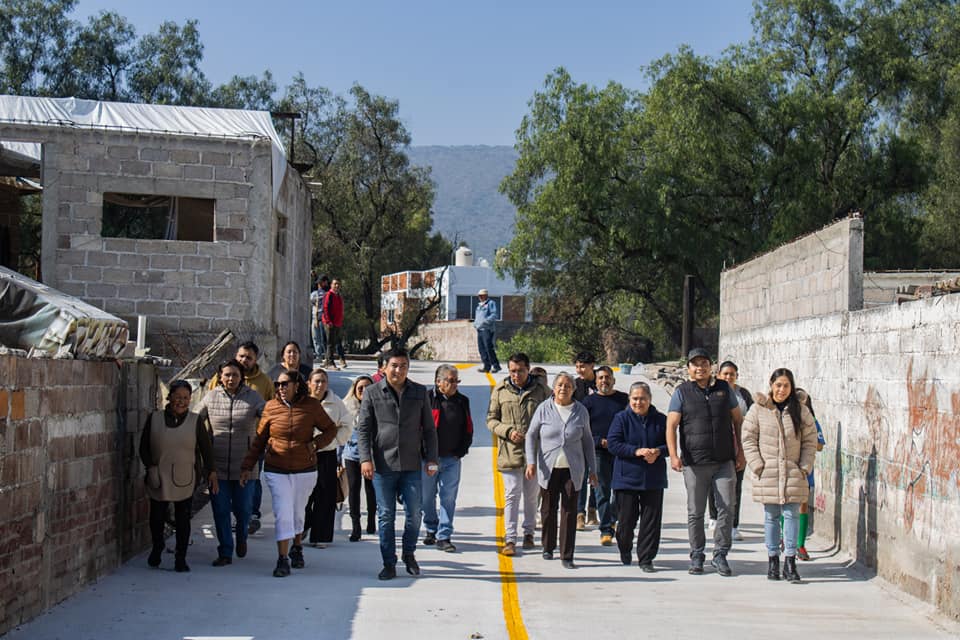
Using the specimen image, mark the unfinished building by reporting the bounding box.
[0,96,312,367]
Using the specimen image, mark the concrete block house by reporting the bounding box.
[0,96,312,366]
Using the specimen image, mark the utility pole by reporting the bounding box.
[681,274,695,357]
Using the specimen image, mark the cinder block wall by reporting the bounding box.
[719,219,960,620]
[0,356,158,635]
[2,123,312,367]
[719,217,864,335]
[862,270,960,307]
[416,320,528,362]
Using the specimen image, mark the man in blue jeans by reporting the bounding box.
[581,366,628,546]
[474,289,501,373]
[422,364,473,552]
[357,348,439,580]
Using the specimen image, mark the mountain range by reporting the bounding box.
[407,145,519,265]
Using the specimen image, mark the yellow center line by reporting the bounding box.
[482,369,529,640]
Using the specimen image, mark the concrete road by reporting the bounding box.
[7,360,959,639]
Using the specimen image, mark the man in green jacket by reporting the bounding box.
[487,352,551,556]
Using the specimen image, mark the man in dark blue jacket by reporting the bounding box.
[422,364,473,552]
[607,381,668,571]
[581,366,628,546]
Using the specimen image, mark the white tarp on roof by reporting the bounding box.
[0,95,288,204]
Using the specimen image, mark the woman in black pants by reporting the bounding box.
[139,379,217,572]
[606,381,668,572]
[341,375,377,541]
[305,369,354,544]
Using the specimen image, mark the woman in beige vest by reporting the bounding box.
[139,380,217,572]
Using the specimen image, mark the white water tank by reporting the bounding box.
[455,245,474,267]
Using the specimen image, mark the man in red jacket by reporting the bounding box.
[322,278,347,369]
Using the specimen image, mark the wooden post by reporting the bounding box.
[681,275,695,357]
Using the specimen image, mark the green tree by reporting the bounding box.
[280,81,450,349]
[918,68,960,267]
[127,19,210,105]
[499,69,688,347]
[0,0,76,95]
[501,0,958,355]
[210,71,276,111]
[66,10,137,101]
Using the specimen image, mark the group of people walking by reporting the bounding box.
[140,340,824,584]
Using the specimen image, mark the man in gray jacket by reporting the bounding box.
[357,348,438,580]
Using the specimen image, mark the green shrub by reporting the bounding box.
[496,326,572,364]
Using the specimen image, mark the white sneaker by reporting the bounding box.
[732,528,743,541]
[707,519,716,530]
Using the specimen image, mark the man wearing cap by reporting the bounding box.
[474,289,501,373]
[665,348,745,577]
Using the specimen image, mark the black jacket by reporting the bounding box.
[676,379,736,466]
[429,388,473,458]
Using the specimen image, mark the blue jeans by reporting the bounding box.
[372,470,422,566]
[421,456,462,541]
[210,479,255,558]
[251,457,264,518]
[476,328,500,371]
[593,450,616,535]
[311,322,326,358]
[764,503,800,557]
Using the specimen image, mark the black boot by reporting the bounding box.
[147,545,163,568]
[783,555,801,583]
[174,553,190,573]
[767,555,780,580]
[350,521,361,542]
[367,516,376,535]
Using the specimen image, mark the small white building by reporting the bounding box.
[380,246,536,360]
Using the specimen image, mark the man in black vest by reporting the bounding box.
[665,348,745,577]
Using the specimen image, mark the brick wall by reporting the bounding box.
[719,219,960,620]
[0,356,158,634]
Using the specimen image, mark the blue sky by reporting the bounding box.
[74,0,757,146]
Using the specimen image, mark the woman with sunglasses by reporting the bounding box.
[240,370,337,577]
[341,375,377,541]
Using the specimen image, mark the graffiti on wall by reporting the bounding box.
[860,359,960,539]
[894,360,960,533]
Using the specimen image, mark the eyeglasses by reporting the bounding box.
[274,380,296,388]
[442,378,461,384]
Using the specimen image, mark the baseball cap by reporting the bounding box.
[687,348,712,363]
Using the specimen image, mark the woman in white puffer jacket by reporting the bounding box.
[741,367,817,584]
